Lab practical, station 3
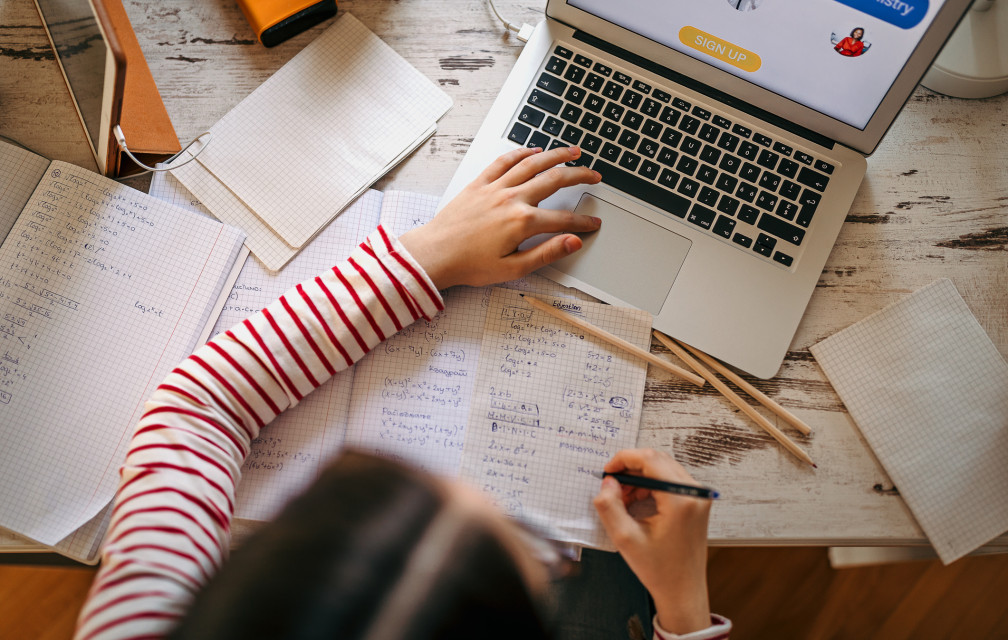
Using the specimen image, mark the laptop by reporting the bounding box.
[439,0,971,378]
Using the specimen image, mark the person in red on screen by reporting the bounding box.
[72,145,732,640]
[834,27,867,57]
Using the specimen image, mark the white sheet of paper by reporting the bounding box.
[460,288,652,549]
[0,162,245,548]
[810,279,1008,564]
[193,13,451,249]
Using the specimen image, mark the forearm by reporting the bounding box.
[73,226,442,640]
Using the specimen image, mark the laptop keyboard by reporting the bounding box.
[506,44,836,269]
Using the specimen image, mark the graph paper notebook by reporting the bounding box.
[460,288,653,550]
[0,141,246,562]
[147,176,610,534]
[175,12,451,260]
[810,279,1008,564]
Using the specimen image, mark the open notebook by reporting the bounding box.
[150,175,653,551]
[0,141,246,562]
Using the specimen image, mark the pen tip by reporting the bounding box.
[518,293,525,297]
[712,491,720,499]
[812,463,818,469]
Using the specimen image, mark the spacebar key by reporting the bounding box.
[592,159,691,219]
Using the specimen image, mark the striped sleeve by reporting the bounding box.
[73,227,443,640]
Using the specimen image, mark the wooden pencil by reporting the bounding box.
[652,330,816,468]
[677,339,813,435]
[518,295,705,387]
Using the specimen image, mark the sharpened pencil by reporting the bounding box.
[652,330,816,468]
[518,294,705,387]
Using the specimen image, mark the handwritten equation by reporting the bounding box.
[345,286,486,477]
[460,288,652,549]
[0,165,168,400]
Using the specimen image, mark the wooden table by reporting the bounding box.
[2,0,1006,551]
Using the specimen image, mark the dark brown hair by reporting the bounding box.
[167,451,551,640]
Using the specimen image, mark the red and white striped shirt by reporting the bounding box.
[74,227,443,640]
[73,226,730,640]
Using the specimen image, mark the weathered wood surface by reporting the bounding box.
[1,0,1006,547]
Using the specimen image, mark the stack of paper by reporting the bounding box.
[172,12,451,271]
[810,279,1008,563]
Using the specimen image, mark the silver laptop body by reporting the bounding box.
[440,0,971,378]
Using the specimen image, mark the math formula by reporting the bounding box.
[0,165,170,402]
[345,286,487,477]
[460,288,652,548]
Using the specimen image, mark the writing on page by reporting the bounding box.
[461,288,652,549]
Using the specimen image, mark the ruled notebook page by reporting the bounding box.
[460,288,652,549]
[810,279,1008,563]
[191,12,451,249]
[0,161,245,551]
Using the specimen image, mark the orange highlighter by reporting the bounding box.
[236,0,337,47]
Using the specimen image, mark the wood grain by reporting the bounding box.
[1,0,1006,550]
[4,549,1008,639]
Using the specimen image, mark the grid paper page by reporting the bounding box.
[344,192,601,477]
[0,161,245,550]
[207,191,382,522]
[148,167,251,346]
[810,279,1008,564]
[149,166,213,217]
[460,288,652,549]
[0,141,50,241]
[171,158,300,271]
[194,12,451,248]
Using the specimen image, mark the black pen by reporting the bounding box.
[594,471,720,500]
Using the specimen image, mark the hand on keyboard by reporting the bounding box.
[399,146,601,289]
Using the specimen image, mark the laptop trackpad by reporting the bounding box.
[551,193,691,314]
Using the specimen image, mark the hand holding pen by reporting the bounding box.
[593,471,719,500]
[593,448,714,636]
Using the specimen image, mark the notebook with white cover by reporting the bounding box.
[174,12,451,268]
[810,279,1008,564]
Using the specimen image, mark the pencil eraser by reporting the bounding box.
[236,0,338,48]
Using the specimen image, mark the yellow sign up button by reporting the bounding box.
[679,26,761,72]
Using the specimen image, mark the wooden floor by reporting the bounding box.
[2,547,1007,639]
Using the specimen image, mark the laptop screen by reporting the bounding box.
[566,0,945,130]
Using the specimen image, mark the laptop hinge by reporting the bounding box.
[572,30,836,150]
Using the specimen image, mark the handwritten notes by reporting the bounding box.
[344,286,483,476]
[0,143,50,241]
[343,190,601,481]
[140,182,647,550]
[0,160,244,548]
[460,288,652,549]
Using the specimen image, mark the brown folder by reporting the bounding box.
[100,0,181,177]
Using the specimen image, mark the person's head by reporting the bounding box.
[168,451,559,640]
[851,27,864,40]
